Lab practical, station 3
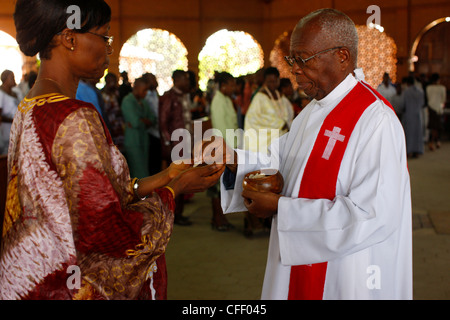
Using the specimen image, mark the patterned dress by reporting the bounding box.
[0,93,174,300]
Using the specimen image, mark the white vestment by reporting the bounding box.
[221,69,413,300]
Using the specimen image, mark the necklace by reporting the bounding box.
[34,78,63,92]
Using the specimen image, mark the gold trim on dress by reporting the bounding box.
[19,93,70,114]
[125,234,153,258]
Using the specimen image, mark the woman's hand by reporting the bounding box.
[167,163,226,196]
[133,160,192,199]
[242,189,281,219]
[167,160,192,179]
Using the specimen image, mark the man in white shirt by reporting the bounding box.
[377,72,397,105]
[198,8,412,300]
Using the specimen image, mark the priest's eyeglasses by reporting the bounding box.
[284,46,342,68]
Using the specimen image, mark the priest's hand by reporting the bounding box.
[242,189,282,219]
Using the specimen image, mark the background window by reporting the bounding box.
[0,30,23,85]
[198,29,264,91]
[119,28,188,95]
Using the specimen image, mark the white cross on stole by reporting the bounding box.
[322,126,345,160]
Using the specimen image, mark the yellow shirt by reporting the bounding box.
[210,90,238,148]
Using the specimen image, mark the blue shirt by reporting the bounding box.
[76,80,103,116]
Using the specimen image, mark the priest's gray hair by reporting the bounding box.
[296,8,359,67]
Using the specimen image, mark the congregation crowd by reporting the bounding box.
[376,71,447,158]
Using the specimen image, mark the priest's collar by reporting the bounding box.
[354,68,365,81]
[315,69,364,108]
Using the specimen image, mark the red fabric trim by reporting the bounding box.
[298,83,376,200]
[155,187,176,212]
[288,82,377,300]
[288,262,328,300]
[153,254,168,300]
[134,256,167,300]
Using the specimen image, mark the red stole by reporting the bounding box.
[287,82,385,300]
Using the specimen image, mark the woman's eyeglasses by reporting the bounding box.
[86,31,114,47]
[57,31,114,54]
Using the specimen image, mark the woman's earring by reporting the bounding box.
[71,47,74,51]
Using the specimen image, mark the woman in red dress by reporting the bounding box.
[1,0,224,300]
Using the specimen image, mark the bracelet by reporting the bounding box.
[164,186,175,198]
[133,178,147,200]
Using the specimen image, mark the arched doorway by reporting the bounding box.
[198,29,264,91]
[0,30,23,85]
[119,28,188,95]
[410,17,450,90]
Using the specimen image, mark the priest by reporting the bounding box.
[199,8,412,300]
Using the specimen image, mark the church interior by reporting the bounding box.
[0,0,449,300]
